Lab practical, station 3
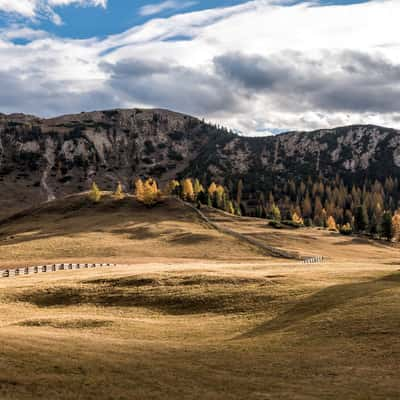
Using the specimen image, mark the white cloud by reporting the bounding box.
[0,0,36,18]
[0,25,49,40]
[139,1,198,17]
[0,0,400,135]
[0,0,107,24]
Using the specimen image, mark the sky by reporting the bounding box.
[0,0,398,135]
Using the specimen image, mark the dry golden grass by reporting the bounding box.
[0,195,265,269]
[0,197,399,399]
[203,207,400,262]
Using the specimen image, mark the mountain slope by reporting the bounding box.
[1,108,399,216]
[0,194,263,268]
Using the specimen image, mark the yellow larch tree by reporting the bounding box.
[215,185,225,209]
[163,180,180,196]
[193,178,204,197]
[113,182,125,200]
[89,182,102,203]
[392,211,400,241]
[327,216,337,231]
[208,182,217,196]
[227,200,235,215]
[182,178,195,201]
[142,178,162,206]
[292,211,304,225]
[135,178,145,201]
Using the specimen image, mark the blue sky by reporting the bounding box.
[41,1,249,39]
[0,0,398,135]
[0,0,371,40]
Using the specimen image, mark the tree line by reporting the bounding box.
[88,175,400,242]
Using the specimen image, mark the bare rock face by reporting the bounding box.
[0,108,214,214]
[0,108,399,216]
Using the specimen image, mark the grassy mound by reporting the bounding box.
[0,194,262,268]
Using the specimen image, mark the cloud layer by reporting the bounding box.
[0,0,400,135]
[0,0,106,24]
[139,1,198,17]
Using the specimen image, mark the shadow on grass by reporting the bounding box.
[13,275,274,315]
[333,237,395,248]
[239,273,400,339]
[17,318,113,329]
[0,196,201,247]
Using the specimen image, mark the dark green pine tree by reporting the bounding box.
[354,204,369,232]
[381,211,394,241]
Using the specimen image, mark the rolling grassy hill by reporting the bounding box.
[0,194,265,269]
[0,195,399,399]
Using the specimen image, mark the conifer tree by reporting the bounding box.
[135,178,145,201]
[89,182,102,203]
[236,179,243,207]
[302,192,312,219]
[182,178,195,201]
[313,196,324,226]
[271,204,281,221]
[141,178,161,207]
[215,185,225,209]
[227,200,235,215]
[381,211,394,241]
[292,212,304,225]
[392,211,400,241]
[208,182,217,196]
[193,179,204,198]
[369,203,383,236]
[164,180,180,196]
[113,182,125,200]
[327,216,337,231]
[339,222,353,235]
[354,204,369,232]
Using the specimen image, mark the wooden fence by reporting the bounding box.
[302,256,324,264]
[1,263,117,278]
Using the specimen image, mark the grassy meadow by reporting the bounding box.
[0,195,399,399]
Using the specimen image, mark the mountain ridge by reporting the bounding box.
[0,107,399,217]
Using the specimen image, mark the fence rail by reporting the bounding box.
[302,256,324,264]
[1,263,117,278]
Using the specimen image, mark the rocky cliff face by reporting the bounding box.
[190,124,400,192]
[0,108,399,216]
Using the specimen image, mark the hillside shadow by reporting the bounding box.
[167,232,214,245]
[333,237,395,249]
[238,272,400,339]
[0,196,201,246]
[13,274,275,315]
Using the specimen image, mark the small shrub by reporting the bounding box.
[282,220,303,229]
[339,223,353,236]
[89,182,102,203]
[268,220,283,229]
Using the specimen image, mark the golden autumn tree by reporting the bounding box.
[271,204,281,221]
[135,178,145,201]
[163,180,180,196]
[215,185,225,209]
[227,200,235,215]
[292,211,304,225]
[327,216,337,231]
[142,178,162,207]
[113,182,125,200]
[208,182,217,196]
[392,211,400,241]
[182,178,195,201]
[89,182,102,203]
[193,178,204,197]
